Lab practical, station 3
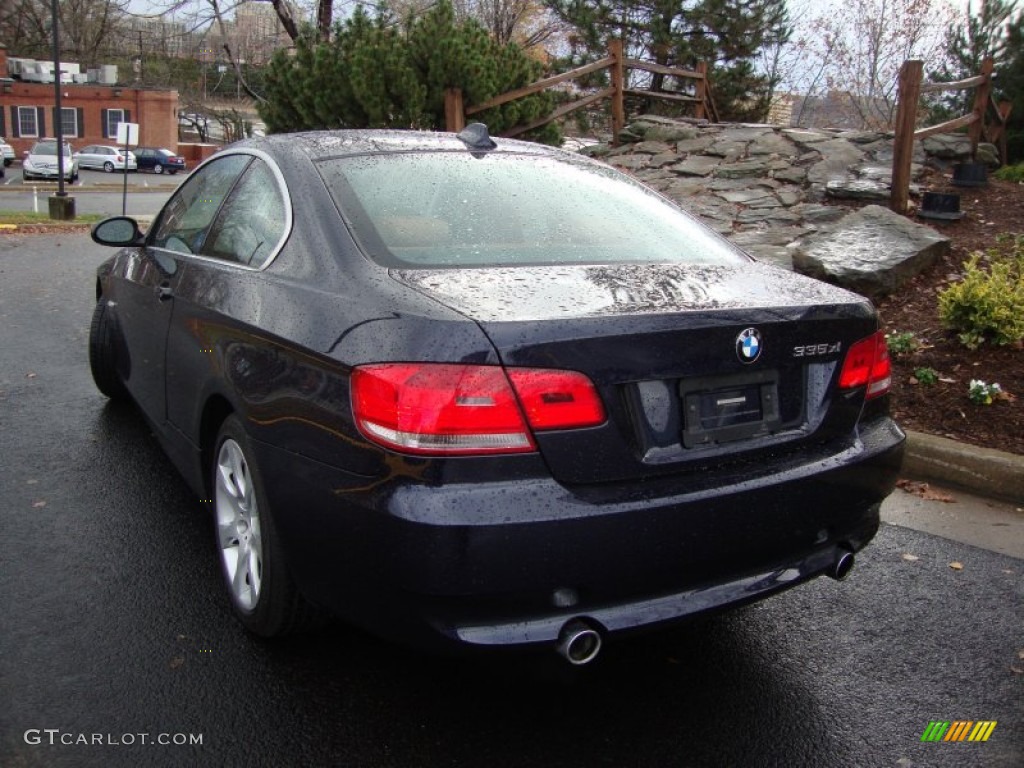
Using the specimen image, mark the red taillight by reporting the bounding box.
[838,331,891,399]
[351,363,605,455]
[506,369,605,430]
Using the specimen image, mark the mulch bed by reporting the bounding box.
[875,175,1023,456]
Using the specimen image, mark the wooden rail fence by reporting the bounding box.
[444,40,719,141]
[890,57,1012,214]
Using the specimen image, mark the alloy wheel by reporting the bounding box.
[215,438,263,611]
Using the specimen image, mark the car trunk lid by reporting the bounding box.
[392,262,878,485]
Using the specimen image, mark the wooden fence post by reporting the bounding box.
[968,58,994,159]
[993,100,1012,164]
[608,39,625,145]
[445,88,465,133]
[890,59,923,215]
[694,62,707,121]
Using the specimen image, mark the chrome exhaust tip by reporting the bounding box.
[555,619,603,665]
[829,550,855,581]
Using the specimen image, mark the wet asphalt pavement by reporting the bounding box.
[1,234,1021,768]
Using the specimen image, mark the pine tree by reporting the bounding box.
[928,0,1019,118]
[1001,12,1024,161]
[259,1,559,144]
[545,0,790,122]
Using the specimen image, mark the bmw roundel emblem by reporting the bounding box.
[736,328,762,364]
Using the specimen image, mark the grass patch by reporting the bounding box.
[0,210,105,226]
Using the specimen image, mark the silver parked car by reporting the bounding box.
[74,144,137,173]
[0,137,14,167]
[22,140,79,182]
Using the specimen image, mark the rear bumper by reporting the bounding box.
[253,417,904,651]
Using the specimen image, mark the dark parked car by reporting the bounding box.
[134,147,186,174]
[88,126,904,664]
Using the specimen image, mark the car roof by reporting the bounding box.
[229,128,570,164]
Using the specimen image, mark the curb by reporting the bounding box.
[903,430,1024,504]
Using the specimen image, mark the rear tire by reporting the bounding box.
[88,300,128,400]
[212,415,321,636]
[154,164,164,174]
[103,161,114,173]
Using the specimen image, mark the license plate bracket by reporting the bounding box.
[681,371,782,448]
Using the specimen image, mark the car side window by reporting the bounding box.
[149,154,251,254]
[204,158,287,268]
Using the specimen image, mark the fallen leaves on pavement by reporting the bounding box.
[949,561,964,570]
[896,479,956,503]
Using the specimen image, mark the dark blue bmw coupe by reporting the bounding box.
[88,125,904,664]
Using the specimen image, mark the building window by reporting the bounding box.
[105,109,125,139]
[60,108,78,138]
[18,107,38,137]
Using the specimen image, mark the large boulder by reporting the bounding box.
[824,178,891,202]
[922,133,972,159]
[791,205,950,300]
[976,142,1001,169]
[806,139,865,186]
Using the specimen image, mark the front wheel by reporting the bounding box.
[153,163,164,174]
[88,300,128,400]
[212,415,320,636]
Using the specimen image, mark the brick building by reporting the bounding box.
[0,45,179,158]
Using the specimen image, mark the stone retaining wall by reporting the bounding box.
[580,116,992,298]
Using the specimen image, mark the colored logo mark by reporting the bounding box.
[736,327,762,364]
[920,720,997,742]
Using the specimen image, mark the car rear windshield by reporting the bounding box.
[316,151,747,269]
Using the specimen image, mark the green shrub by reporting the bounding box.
[259,1,561,145]
[993,163,1024,183]
[885,331,918,357]
[914,367,939,386]
[938,236,1024,349]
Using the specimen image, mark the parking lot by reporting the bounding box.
[0,165,181,218]
[2,163,184,190]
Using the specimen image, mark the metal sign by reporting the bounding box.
[115,122,139,146]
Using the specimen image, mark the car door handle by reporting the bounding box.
[156,283,173,301]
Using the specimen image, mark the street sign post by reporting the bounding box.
[117,122,139,215]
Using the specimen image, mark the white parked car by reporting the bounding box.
[22,140,79,182]
[74,144,137,173]
[0,137,14,167]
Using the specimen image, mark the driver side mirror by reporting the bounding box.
[91,216,145,247]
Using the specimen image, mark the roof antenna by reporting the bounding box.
[456,123,497,151]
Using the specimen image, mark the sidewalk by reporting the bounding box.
[885,430,1024,559]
